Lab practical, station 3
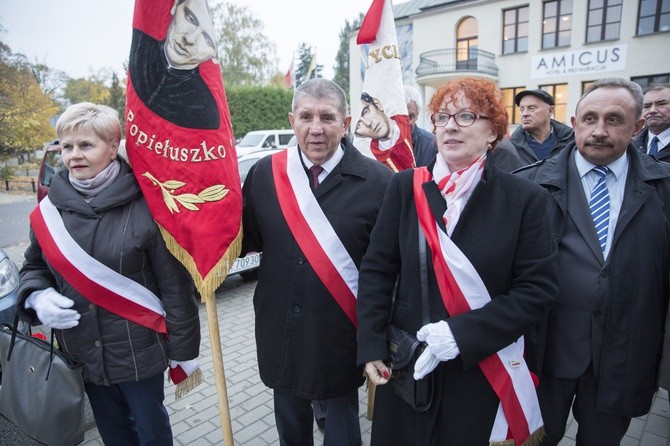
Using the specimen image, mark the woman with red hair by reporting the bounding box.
[357,78,559,445]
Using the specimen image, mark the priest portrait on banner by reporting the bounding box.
[129,0,220,130]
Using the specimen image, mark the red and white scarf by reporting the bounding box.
[271,148,358,326]
[30,196,167,334]
[413,166,543,445]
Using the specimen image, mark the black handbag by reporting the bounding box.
[0,317,85,446]
[387,226,433,412]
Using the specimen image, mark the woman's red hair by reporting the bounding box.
[427,78,508,147]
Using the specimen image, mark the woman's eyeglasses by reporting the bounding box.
[430,111,489,127]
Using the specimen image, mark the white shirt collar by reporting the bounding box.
[575,149,628,181]
[300,144,345,175]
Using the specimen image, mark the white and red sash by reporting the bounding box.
[30,197,167,334]
[413,167,543,445]
[271,148,358,327]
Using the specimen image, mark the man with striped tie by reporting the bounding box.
[515,78,670,446]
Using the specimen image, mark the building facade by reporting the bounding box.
[349,0,670,130]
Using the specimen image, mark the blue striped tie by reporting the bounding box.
[590,166,610,254]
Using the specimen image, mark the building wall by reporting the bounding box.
[349,0,670,130]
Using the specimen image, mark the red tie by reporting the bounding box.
[309,165,323,190]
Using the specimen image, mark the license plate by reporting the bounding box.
[229,252,261,275]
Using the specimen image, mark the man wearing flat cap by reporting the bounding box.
[509,89,574,165]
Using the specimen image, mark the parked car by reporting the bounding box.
[235,129,294,157]
[0,248,20,325]
[237,148,283,185]
[228,148,285,281]
[37,140,63,202]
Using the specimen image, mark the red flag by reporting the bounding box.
[284,60,293,88]
[125,0,241,297]
[353,0,415,172]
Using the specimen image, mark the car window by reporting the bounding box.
[279,134,294,145]
[238,134,264,147]
[41,152,64,187]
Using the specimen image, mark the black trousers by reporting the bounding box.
[273,389,361,446]
[537,364,631,446]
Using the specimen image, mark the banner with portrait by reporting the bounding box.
[354,0,415,172]
[126,0,241,298]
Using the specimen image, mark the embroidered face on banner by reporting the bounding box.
[126,0,241,291]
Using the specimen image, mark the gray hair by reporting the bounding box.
[404,84,422,109]
[643,83,670,94]
[578,77,644,119]
[56,102,122,143]
[292,79,349,119]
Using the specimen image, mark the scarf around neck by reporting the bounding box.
[69,159,121,200]
[432,153,486,235]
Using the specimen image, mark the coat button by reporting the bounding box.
[89,304,95,310]
[594,310,601,316]
[293,305,302,314]
[297,258,305,265]
[94,340,101,347]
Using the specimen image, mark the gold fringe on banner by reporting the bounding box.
[157,224,243,302]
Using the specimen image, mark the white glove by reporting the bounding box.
[25,287,80,329]
[413,320,460,380]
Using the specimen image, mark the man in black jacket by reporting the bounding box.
[509,89,574,165]
[242,79,392,446]
[633,83,670,161]
[516,78,670,445]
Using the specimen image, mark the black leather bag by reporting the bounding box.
[387,324,433,412]
[385,226,433,412]
[0,319,85,446]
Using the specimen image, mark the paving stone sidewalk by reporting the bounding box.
[74,274,670,446]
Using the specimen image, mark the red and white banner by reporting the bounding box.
[125,0,241,297]
[354,0,415,172]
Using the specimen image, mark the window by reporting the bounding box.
[586,0,623,42]
[539,84,568,123]
[542,0,573,48]
[637,0,670,35]
[503,6,529,54]
[457,17,478,70]
[582,80,596,94]
[632,73,670,89]
[502,87,526,125]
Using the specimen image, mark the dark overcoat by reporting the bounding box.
[516,143,670,416]
[242,141,392,399]
[356,159,558,445]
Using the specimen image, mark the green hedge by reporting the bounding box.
[225,86,293,139]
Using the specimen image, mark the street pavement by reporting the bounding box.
[1,190,670,445]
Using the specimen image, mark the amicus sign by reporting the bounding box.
[531,44,627,79]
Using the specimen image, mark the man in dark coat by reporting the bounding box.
[633,83,670,161]
[509,89,574,165]
[404,85,437,167]
[516,78,670,445]
[242,78,392,446]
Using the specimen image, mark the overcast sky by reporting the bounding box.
[0,0,382,80]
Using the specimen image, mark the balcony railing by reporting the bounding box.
[416,48,499,78]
